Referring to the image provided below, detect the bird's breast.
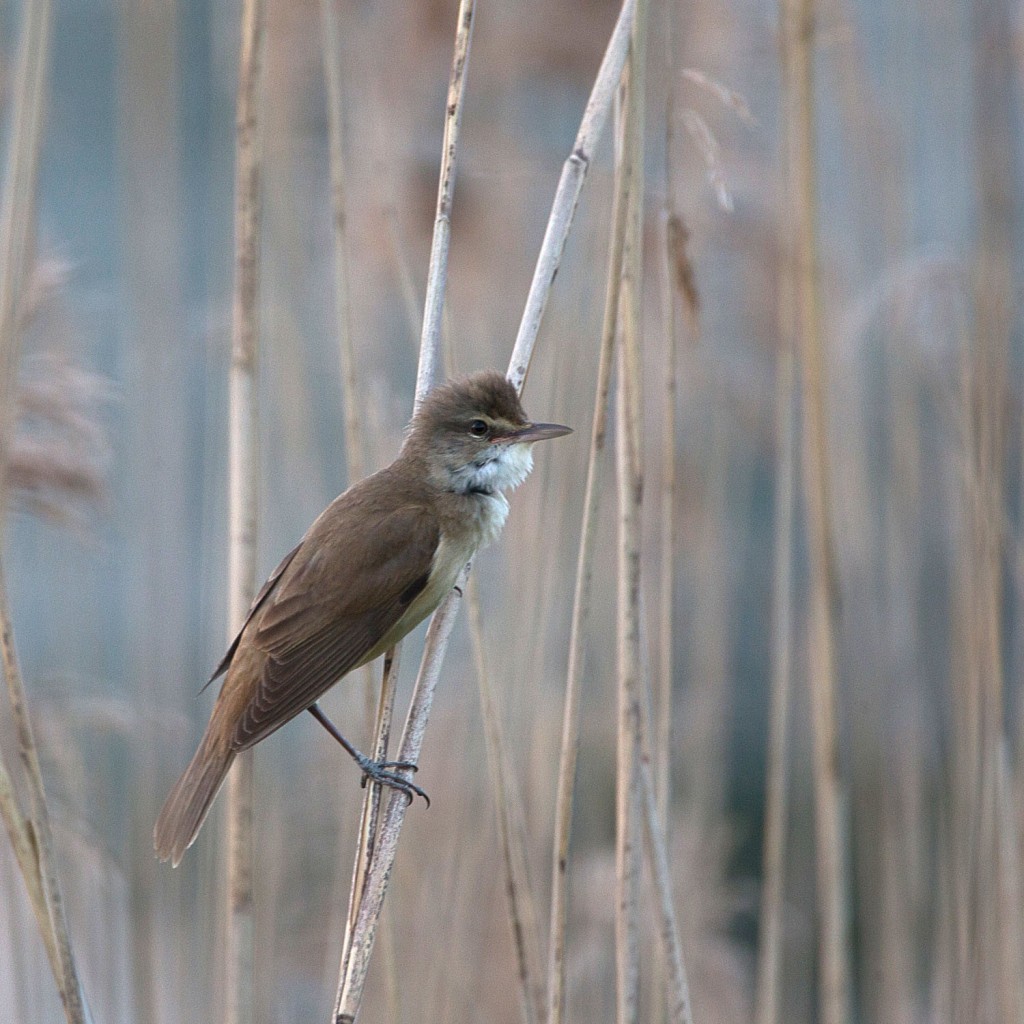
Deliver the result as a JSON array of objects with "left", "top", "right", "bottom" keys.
[{"left": 469, "top": 490, "right": 510, "bottom": 546}]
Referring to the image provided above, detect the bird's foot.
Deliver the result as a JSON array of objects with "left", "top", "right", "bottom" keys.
[
  {"left": 355, "top": 753, "right": 430, "bottom": 807},
  {"left": 307, "top": 704, "right": 430, "bottom": 806}
]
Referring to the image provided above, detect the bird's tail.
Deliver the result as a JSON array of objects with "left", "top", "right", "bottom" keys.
[{"left": 154, "top": 727, "right": 235, "bottom": 867}]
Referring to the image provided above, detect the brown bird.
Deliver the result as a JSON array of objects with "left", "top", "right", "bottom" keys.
[{"left": 154, "top": 371, "right": 571, "bottom": 865}]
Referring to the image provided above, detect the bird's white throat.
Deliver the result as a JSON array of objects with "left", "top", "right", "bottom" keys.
[
  {"left": 450, "top": 442, "right": 535, "bottom": 497},
  {"left": 448, "top": 442, "right": 535, "bottom": 546}
]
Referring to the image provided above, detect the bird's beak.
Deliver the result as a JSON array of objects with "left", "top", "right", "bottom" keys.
[{"left": 501, "top": 421, "right": 573, "bottom": 443}]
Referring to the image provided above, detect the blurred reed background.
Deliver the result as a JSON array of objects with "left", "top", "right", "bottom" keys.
[{"left": 0, "top": 0, "right": 1020, "bottom": 1021}]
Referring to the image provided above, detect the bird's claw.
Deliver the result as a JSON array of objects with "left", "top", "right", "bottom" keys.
[{"left": 357, "top": 755, "right": 430, "bottom": 807}]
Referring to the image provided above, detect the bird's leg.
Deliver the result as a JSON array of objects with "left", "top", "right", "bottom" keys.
[{"left": 307, "top": 703, "right": 429, "bottom": 806}]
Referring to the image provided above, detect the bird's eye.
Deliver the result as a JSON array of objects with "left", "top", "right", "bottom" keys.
[{"left": 468, "top": 419, "right": 489, "bottom": 437}]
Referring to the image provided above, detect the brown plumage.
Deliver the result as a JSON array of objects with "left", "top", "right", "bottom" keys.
[{"left": 154, "top": 371, "right": 570, "bottom": 865}]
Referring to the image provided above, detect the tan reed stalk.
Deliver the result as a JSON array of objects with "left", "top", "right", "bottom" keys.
[
  {"left": 0, "top": 0, "right": 50, "bottom": 471},
  {"left": 655, "top": 0, "right": 681, "bottom": 849},
  {"left": 332, "top": 5, "right": 638, "bottom": 1019},
  {"left": 754, "top": 334, "right": 797, "bottom": 1024},
  {"left": 0, "top": 2, "right": 89, "bottom": 1021},
  {"left": 318, "top": 7, "right": 389, "bottom": 953},
  {"left": 466, "top": 576, "right": 544, "bottom": 1024},
  {"left": 545, "top": 84, "right": 629, "bottom": 1024},
  {"left": 652, "top": 9, "right": 698, "bottom": 1013},
  {"left": 783, "top": 0, "right": 851, "bottom": 1020},
  {"left": 949, "top": 355, "right": 982, "bottom": 1023},
  {"left": 225, "top": 0, "right": 265, "bottom": 1020},
  {"left": 319, "top": 0, "right": 365, "bottom": 486},
  {"left": 338, "top": 647, "right": 402, "bottom": 984},
  {"left": 507, "top": 0, "right": 637, "bottom": 391},
  {"left": 0, "top": 739, "right": 59, "bottom": 979},
  {"left": 333, "top": 589, "right": 464, "bottom": 1023},
  {"left": 415, "top": 0, "right": 476, "bottom": 405},
  {"left": 332, "top": 4, "right": 476, "bottom": 1020},
  {"left": 966, "top": 4, "right": 1017, "bottom": 1017},
  {"left": 0, "top": 559, "right": 89, "bottom": 1024},
  {"left": 995, "top": 740, "right": 1023, "bottom": 1023},
  {"left": 755, "top": 21, "right": 799, "bottom": 1014},
  {"left": 633, "top": 699, "right": 695, "bottom": 1024},
  {"left": 636, "top": 761, "right": 695, "bottom": 1024},
  {"left": 614, "top": 241, "right": 643, "bottom": 1022},
  {"left": 613, "top": 106, "right": 640, "bottom": 1024},
  {"left": 614, "top": 0, "right": 648, "bottom": 1016}
]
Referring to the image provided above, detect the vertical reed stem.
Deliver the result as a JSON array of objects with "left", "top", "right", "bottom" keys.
[
  {"left": 754, "top": 339, "right": 797, "bottom": 1024},
  {"left": 467, "top": 578, "right": 543, "bottom": 1024},
  {"left": 415, "top": 0, "right": 476, "bottom": 407},
  {"left": 333, "top": 4, "right": 476, "bottom": 1019},
  {"left": 319, "top": 0, "right": 365, "bottom": 485},
  {"left": 225, "top": 0, "right": 265, "bottom": 1020},
  {"left": 546, "top": 106, "right": 626, "bottom": 1024},
  {"left": 339, "top": 646, "right": 402, "bottom": 984},
  {"left": 783, "top": 0, "right": 850, "bottom": 1020},
  {"left": 614, "top": 0, "right": 647, "bottom": 1016},
  {"left": 0, "top": 556, "right": 88, "bottom": 1024},
  {"left": 333, "top": 5, "right": 636, "bottom": 1017}
]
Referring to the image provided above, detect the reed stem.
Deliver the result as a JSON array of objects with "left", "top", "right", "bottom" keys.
[{"left": 225, "top": 0, "right": 266, "bottom": 1019}]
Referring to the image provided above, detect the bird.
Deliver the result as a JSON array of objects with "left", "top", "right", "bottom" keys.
[{"left": 154, "top": 370, "right": 571, "bottom": 865}]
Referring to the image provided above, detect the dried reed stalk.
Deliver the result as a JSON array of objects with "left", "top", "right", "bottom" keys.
[
  {"left": 755, "top": 22, "right": 799, "bottom": 1016},
  {"left": 333, "top": 3, "right": 638, "bottom": 1018},
  {"left": 959, "top": 4, "right": 1018, "bottom": 1019},
  {"left": 225, "top": 0, "right": 265, "bottom": 1020},
  {"left": 754, "top": 336, "right": 797, "bottom": 1024},
  {"left": 0, "top": 0, "right": 49, "bottom": 461},
  {"left": 0, "top": 735, "right": 59, "bottom": 980},
  {"left": 319, "top": 0, "right": 365, "bottom": 485},
  {"left": 467, "top": 577, "right": 544, "bottom": 1024},
  {"left": 339, "top": 646, "right": 402, "bottom": 983},
  {"left": 508, "top": 0, "right": 638, "bottom": 391},
  {"left": 783, "top": 0, "right": 850, "bottom": 1020},
  {"left": 333, "top": 590, "right": 464, "bottom": 1023},
  {"left": 333, "top": 4, "right": 477, "bottom": 1020},
  {"left": 655, "top": 0, "right": 682, "bottom": 855},
  {"left": 0, "top": 2, "right": 89, "bottom": 1021},
  {"left": 545, "top": 86, "right": 627, "bottom": 1024},
  {"left": 0, "top": 558, "right": 89, "bottom": 1024},
  {"left": 614, "top": 5, "right": 647, "bottom": 1011},
  {"left": 318, "top": 11, "right": 395, "bottom": 983},
  {"left": 635, "top": 727, "right": 695, "bottom": 1024},
  {"left": 614, "top": 322, "right": 643, "bottom": 1024},
  {"left": 416, "top": 0, "right": 476, "bottom": 406}
]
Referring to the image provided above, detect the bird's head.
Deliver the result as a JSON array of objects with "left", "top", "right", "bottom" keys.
[{"left": 405, "top": 371, "right": 572, "bottom": 496}]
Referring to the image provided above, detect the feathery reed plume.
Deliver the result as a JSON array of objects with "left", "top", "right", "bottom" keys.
[
  {"left": 9, "top": 352, "right": 111, "bottom": 525},
  {"left": 0, "top": 0, "right": 90, "bottom": 1021}
]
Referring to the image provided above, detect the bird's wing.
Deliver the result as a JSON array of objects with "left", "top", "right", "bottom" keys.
[
  {"left": 230, "top": 501, "right": 439, "bottom": 749},
  {"left": 206, "top": 541, "right": 303, "bottom": 685}
]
